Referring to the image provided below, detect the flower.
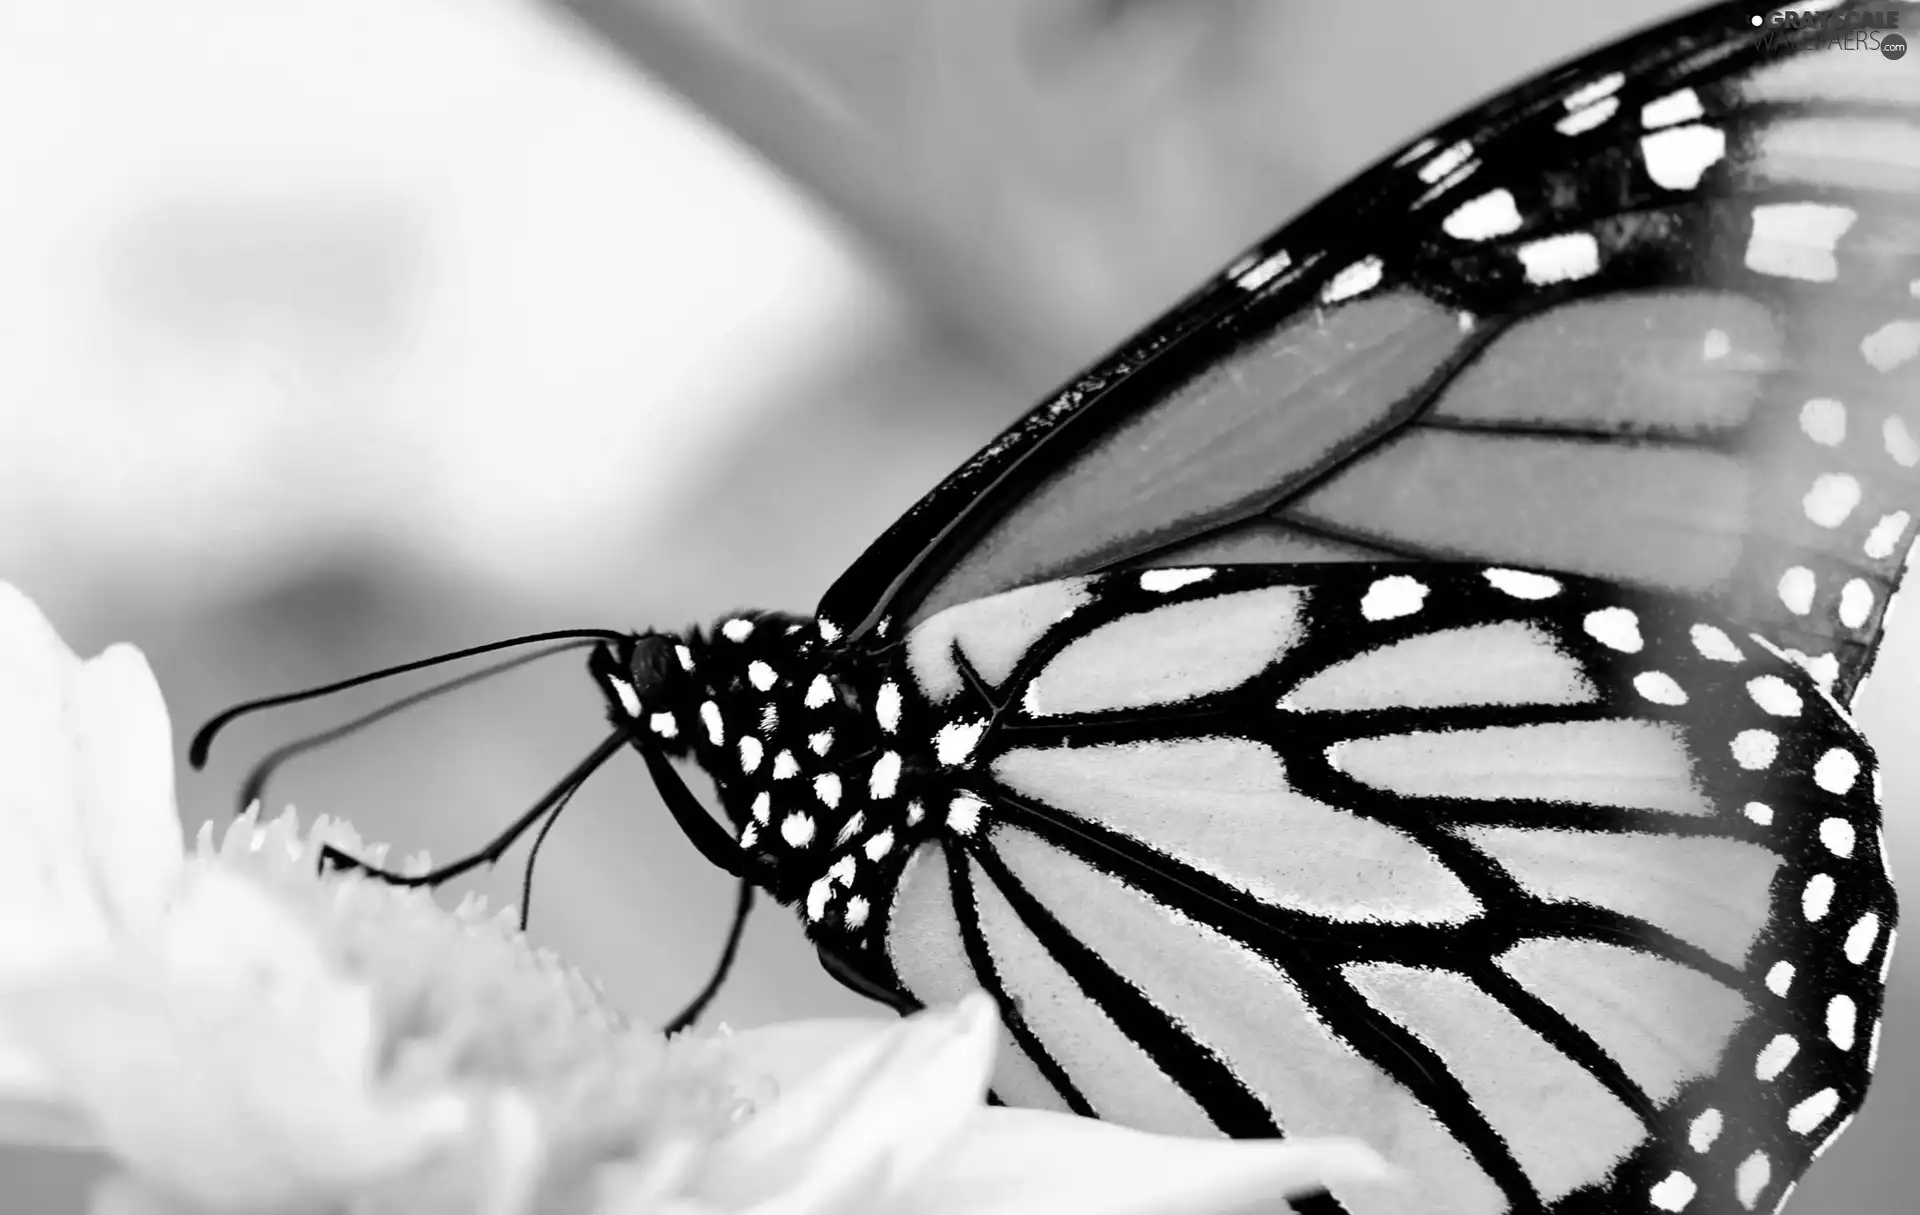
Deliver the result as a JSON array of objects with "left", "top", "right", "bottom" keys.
[{"left": 0, "top": 579, "right": 1393, "bottom": 1214}]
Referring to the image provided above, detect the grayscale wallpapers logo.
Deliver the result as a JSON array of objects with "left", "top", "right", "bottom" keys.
[{"left": 1753, "top": 9, "right": 1907, "bottom": 57}]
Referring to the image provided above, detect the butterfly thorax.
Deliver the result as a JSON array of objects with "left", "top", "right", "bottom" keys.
[{"left": 594, "top": 611, "right": 930, "bottom": 915}]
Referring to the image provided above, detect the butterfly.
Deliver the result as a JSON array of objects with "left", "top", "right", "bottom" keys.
[{"left": 198, "top": 3, "right": 1914, "bottom": 1213}]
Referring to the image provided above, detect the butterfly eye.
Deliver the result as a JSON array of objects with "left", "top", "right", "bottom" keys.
[{"left": 629, "top": 634, "right": 683, "bottom": 697}]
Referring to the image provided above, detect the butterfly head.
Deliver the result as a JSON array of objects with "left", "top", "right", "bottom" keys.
[{"left": 589, "top": 630, "right": 694, "bottom": 749}]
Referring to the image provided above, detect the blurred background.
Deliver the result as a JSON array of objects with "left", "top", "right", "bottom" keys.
[{"left": 3, "top": 0, "right": 1914, "bottom": 1210}]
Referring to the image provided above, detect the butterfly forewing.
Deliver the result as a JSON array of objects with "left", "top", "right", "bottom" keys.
[
  {"left": 849, "top": 564, "right": 1895, "bottom": 1215},
  {"left": 818, "top": 0, "right": 1920, "bottom": 704}
]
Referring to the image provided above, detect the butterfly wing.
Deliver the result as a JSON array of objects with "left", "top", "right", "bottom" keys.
[
  {"left": 817, "top": 1, "right": 1920, "bottom": 705},
  {"left": 809, "top": 564, "right": 1897, "bottom": 1215}
]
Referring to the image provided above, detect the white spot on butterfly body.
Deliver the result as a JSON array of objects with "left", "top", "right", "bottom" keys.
[
  {"left": 1865, "top": 512, "right": 1910, "bottom": 559},
  {"left": 612, "top": 683, "right": 642, "bottom": 718},
  {"left": 1732, "top": 730, "right": 1779, "bottom": 770},
  {"left": 809, "top": 730, "right": 834, "bottom": 756},
  {"left": 1747, "top": 676, "right": 1802, "bottom": 717},
  {"left": 818, "top": 619, "right": 842, "bottom": 642},
  {"left": 1139, "top": 568, "right": 1214, "bottom": 592},
  {"left": 1419, "top": 139, "right": 1473, "bottom": 184},
  {"left": 649, "top": 711, "right": 678, "bottom": 738},
  {"left": 1778, "top": 567, "right": 1816, "bottom": 616},
  {"left": 748, "top": 661, "right": 778, "bottom": 691},
  {"left": 805, "top": 674, "right": 833, "bottom": 709},
  {"left": 1642, "top": 124, "right": 1726, "bottom": 190},
  {"left": 738, "top": 736, "right": 763, "bottom": 773},
  {"left": 1800, "top": 398, "right": 1846, "bottom": 445},
  {"left": 1584, "top": 607, "right": 1643, "bottom": 652},
  {"left": 947, "top": 795, "right": 986, "bottom": 835},
  {"left": 1862, "top": 319, "right": 1920, "bottom": 372},
  {"left": 772, "top": 750, "right": 800, "bottom": 780},
  {"left": 1689, "top": 1108, "right": 1722, "bottom": 1152},
  {"left": 1803, "top": 473, "right": 1862, "bottom": 527},
  {"left": 814, "top": 773, "right": 842, "bottom": 808},
  {"left": 1361, "top": 575, "right": 1428, "bottom": 620},
  {"left": 1634, "top": 672, "right": 1688, "bottom": 705},
  {"left": 829, "top": 855, "right": 856, "bottom": 886},
  {"left": 1766, "top": 961, "right": 1795, "bottom": 996},
  {"left": 1756, "top": 1035, "right": 1799, "bottom": 1081},
  {"left": 1744, "top": 802, "right": 1774, "bottom": 825},
  {"left": 1884, "top": 417, "right": 1920, "bottom": 467},
  {"left": 783, "top": 813, "right": 816, "bottom": 847},
  {"left": 833, "top": 812, "right": 866, "bottom": 848},
  {"left": 1839, "top": 579, "right": 1875, "bottom": 629},
  {"left": 1845, "top": 912, "right": 1881, "bottom": 964},
  {"left": 843, "top": 895, "right": 870, "bottom": 929},
  {"left": 738, "top": 822, "right": 758, "bottom": 849},
  {"left": 876, "top": 682, "right": 902, "bottom": 733},
  {"left": 1803, "top": 873, "right": 1836, "bottom": 921},
  {"left": 750, "top": 792, "right": 770, "bottom": 824},
  {"left": 1323, "top": 256, "right": 1384, "bottom": 303},
  {"left": 1650, "top": 1172, "right": 1696, "bottom": 1211},
  {"left": 864, "top": 828, "right": 895, "bottom": 862},
  {"left": 936, "top": 719, "right": 988, "bottom": 767},
  {"left": 1789, "top": 1089, "right": 1841, "bottom": 1135},
  {"left": 700, "top": 701, "right": 725, "bottom": 746},
  {"left": 869, "top": 751, "right": 902, "bottom": 800},
  {"left": 1815, "top": 748, "right": 1860, "bottom": 794},
  {"left": 1518, "top": 232, "right": 1601, "bottom": 285},
  {"left": 675, "top": 644, "right": 694, "bottom": 671},
  {"left": 1736, "top": 1152, "right": 1772, "bottom": 1209},
  {"left": 1443, "top": 189, "right": 1524, "bottom": 240},
  {"left": 1745, "top": 202, "right": 1857, "bottom": 282},
  {"left": 1690, "top": 624, "right": 1743, "bottom": 663},
  {"left": 1483, "top": 568, "right": 1561, "bottom": 599},
  {"left": 1820, "top": 818, "right": 1856, "bottom": 858},
  {"left": 1828, "top": 995, "right": 1858, "bottom": 1050},
  {"left": 1643, "top": 87, "right": 1704, "bottom": 130},
  {"left": 721, "top": 618, "right": 755, "bottom": 642},
  {"left": 806, "top": 876, "right": 830, "bottom": 921}
]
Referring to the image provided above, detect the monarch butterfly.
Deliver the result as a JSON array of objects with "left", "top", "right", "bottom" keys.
[{"left": 195, "top": 3, "right": 1913, "bottom": 1213}]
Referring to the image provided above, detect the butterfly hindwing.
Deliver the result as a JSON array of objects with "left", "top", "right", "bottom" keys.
[
  {"left": 818, "top": 0, "right": 1920, "bottom": 704},
  {"left": 832, "top": 564, "right": 1896, "bottom": 1215}
]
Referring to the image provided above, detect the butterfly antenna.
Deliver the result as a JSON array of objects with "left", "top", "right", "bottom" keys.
[
  {"left": 189, "top": 628, "right": 631, "bottom": 769},
  {"left": 321, "top": 729, "right": 629, "bottom": 888},
  {"left": 235, "top": 641, "right": 592, "bottom": 816},
  {"left": 663, "top": 875, "right": 756, "bottom": 1035}
]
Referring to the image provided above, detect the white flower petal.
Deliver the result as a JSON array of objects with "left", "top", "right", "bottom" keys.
[
  {"left": 4, "top": 865, "right": 470, "bottom": 1208},
  {"left": 72, "top": 643, "right": 182, "bottom": 930},
  {"left": 905, "top": 1110, "right": 1394, "bottom": 1215}
]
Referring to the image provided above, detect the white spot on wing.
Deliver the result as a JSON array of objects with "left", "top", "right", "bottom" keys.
[
  {"left": 782, "top": 813, "right": 815, "bottom": 847},
  {"left": 1634, "top": 672, "right": 1688, "bottom": 705},
  {"left": 1745, "top": 202, "right": 1857, "bottom": 282},
  {"left": 1235, "top": 250, "right": 1291, "bottom": 290},
  {"left": 1840, "top": 579, "right": 1874, "bottom": 629},
  {"left": 1518, "top": 232, "right": 1600, "bottom": 285},
  {"left": 1789, "top": 1089, "right": 1840, "bottom": 1135},
  {"left": 1755, "top": 1035, "right": 1798, "bottom": 1081},
  {"left": 700, "top": 701, "right": 724, "bottom": 746},
  {"left": 1865, "top": 511, "right": 1910, "bottom": 559},
  {"left": 1584, "top": 607, "right": 1643, "bottom": 652},
  {"left": 1800, "top": 398, "right": 1846, "bottom": 446},
  {"left": 748, "top": 660, "right": 777, "bottom": 691},
  {"left": 1642, "top": 87, "right": 1704, "bottom": 130},
  {"left": 1803, "top": 873, "right": 1835, "bottom": 921},
  {"left": 738, "top": 736, "right": 763, "bottom": 772},
  {"left": 1845, "top": 913, "right": 1881, "bottom": 964},
  {"left": 1689, "top": 1108, "right": 1722, "bottom": 1152},
  {"left": 1745, "top": 802, "right": 1773, "bottom": 825},
  {"left": 1862, "top": 319, "right": 1920, "bottom": 372},
  {"left": 1815, "top": 748, "right": 1860, "bottom": 794},
  {"left": 1139, "top": 567, "right": 1214, "bottom": 592},
  {"left": 1565, "top": 71, "right": 1626, "bottom": 111},
  {"left": 1419, "top": 139, "right": 1473, "bottom": 184},
  {"left": 1483, "top": 568, "right": 1561, "bottom": 599},
  {"left": 1691, "top": 624, "right": 1743, "bottom": 663},
  {"left": 1732, "top": 730, "right": 1779, "bottom": 770},
  {"left": 1736, "top": 1151, "right": 1772, "bottom": 1209},
  {"left": 1884, "top": 417, "right": 1920, "bottom": 467},
  {"left": 721, "top": 618, "right": 754, "bottom": 642},
  {"left": 1361, "top": 575, "right": 1427, "bottom": 620},
  {"left": 947, "top": 795, "right": 985, "bottom": 835},
  {"left": 1444, "top": 188, "right": 1524, "bottom": 240},
  {"left": 1804, "top": 473, "right": 1862, "bottom": 528},
  {"left": 1642, "top": 124, "right": 1726, "bottom": 190},
  {"left": 1557, "top": 95, "right": 1618, "bottom": 136},
  {"left": 1650, "top": 1171, "right": 1696, "bottom": 1211},
  {"left": 1767, "top": 961, "right": 1795, "bottom": 995},
  {"left": 1828, "top": 995, "right": 1858, "bottom": 1050},
  {"left": 1323, "top": 256, "right": 1384, "bottom": 303},
  {"left": 1747, "top": 676, "right": 1802, "bottom": 716},
  {"left": 1778, "top": 567, "right": 1816, "bottom": 615},
  {"left": 1820, "top": 817, "right": 1856, "bottom": 858}
]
